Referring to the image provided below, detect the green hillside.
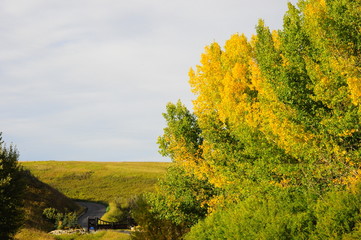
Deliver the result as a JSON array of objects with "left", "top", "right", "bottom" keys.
[
  {"left": 21, "top": 170, "right": 81, "bottom": 231},
  {"left": 21, "top": 161, "right": 171, "bottom": 206},
  {"left": 15, "top": 170, "right": 81, "bottom": 240}
]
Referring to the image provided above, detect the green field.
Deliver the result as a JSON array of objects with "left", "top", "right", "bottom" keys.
[{"left": 21, "top": 161, "right": 171, "bottom": 206}]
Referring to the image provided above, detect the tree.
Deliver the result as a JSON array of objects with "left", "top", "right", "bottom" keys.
[
  {"left": 144, "top": 0, "right": 361, "bottom": 239},
  {"left": 0, "top": 133, "right": 25, "bottom": 240},
  {"left": 131, "top": 166, "right": 215, "bottom": 240},
  {"left": 157, "top": 100, "right": 202, "bottom": 161},
  {"left": 131, "top": 102, "right": 217, "bottom": 239}
]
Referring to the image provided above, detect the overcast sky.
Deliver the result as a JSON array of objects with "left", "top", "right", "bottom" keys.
[{"left": 1, "top": 0, "right": 297, "bottom": 162}]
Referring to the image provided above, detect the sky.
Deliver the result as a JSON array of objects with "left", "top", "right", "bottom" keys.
[{"left": 0, "top": 0, "right": 298, "bottom": 162}]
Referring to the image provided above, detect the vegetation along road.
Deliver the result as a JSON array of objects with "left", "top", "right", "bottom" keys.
[{"left": 76, "top": 201, "right": 107, "bottom": 229}]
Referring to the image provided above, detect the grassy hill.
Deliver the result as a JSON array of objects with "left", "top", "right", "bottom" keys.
[
  {"left": 21, "top": 161, "right": 171, "bottom": 206},
  {"left": 15, "top": 170, "right": 81, "bottom": 240},
  {"left": 21, "top": 170, "right": 81, "bottom": 231}
]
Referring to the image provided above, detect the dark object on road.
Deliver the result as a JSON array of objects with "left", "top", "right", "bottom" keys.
[{"left": 87, "top": 217, "right": 128, "bottom": 231}]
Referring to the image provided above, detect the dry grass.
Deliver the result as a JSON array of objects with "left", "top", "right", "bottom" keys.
[
  {"left": 54, "top": 230, "right": 130, "bottom": 240},
  {"left": 15, "top": 228, "right": 56, "bottom": 240}
]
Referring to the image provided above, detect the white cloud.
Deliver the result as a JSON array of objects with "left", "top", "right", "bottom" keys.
[{"left": 0, "top": 0, "right": 298, "bottom": 161}]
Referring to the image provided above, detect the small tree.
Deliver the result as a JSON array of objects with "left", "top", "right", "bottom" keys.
[
  {"left": 0, "top": 133, "right": 25, "bottom": 240},
  {"left": 43, "top": 208, "right": 78, "bottom": 229}
]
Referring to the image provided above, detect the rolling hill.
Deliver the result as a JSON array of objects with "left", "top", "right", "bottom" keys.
[{"left": 21, "top": 161, "right": 171, "bottom": 206}]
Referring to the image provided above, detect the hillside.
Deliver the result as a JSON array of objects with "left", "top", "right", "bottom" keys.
[
  {"left": 14, "top": 170, "right": 81, "bottom": 240},
  {"left": 21, "top": 170, "right": 81, "bottom": 231},
  {"left": 21, "top": 161, "right": 171, "bottom": 206}
]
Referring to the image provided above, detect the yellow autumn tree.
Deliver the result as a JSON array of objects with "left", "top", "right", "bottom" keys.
[{"left": 148, "top": 1, "right": 361, "bottom": 239}]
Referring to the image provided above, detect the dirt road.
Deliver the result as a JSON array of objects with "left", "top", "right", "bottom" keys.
[{"left": 76, "top": 201, "right": 107, "bottom": 229}]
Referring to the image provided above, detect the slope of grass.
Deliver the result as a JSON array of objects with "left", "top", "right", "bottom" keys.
[
  {"left": 15, "top": 170, "right": 81, "bottom": 240},
  {"left": 21, "top": 161, "right": 170, "bottom": 207},
  {"left": 22, "top": 170, "right": 81, "bottom": 231}
]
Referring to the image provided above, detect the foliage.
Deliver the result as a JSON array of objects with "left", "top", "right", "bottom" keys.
[
  {"left": 186, "top": 184, "right": 361, "bottom": 239},
  {"left": 148, "top": 165, "right": 214, "bottom": 226},
  {"left": 130, "top": 102, "right": 217, "bottom": 239},
  {"left": 130, "top": 164, "right": 216, "bottom": 239},
  {"left": 130, "top": 194, "right": 187, "bottom": 240},
  {"left": 313, "top": 183, "right": 361, "bottom": 239},
  {"left": 138, "top": 0, "right": 361, "bottom": 239},
  {"left": 158, "top": 100, "right": 203, "bottom": 160},
  {"left": 0, "top": 133, "right": 25, "bottom": 240},
  {"left": 185, "top": 189, "right": 316, "bottom": 240},
  {"left": 43, "top": 208, "right": 78, "bottom": 230}
]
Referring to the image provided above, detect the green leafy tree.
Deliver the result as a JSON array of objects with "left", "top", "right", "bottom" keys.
[
  {"left": 0, "top": 133, "right": 25, "bottom": 240},
  {"left": 148, "top": 0, "right": 361, "bottom": 239},
  {"left": 130, "top": 174, "right": 212, "bottom": 240},
  {"left": 130, "top": 194, "right": 187, "bottom": 240},
  {"left": 157, "top": 100, "right": 203, "bottom": 160},
  {"left": 131, "top": 102, "right": 216, "bottom": 239},
  {"left": 145, "top": 165, "right": 215, "bottom": 227}
]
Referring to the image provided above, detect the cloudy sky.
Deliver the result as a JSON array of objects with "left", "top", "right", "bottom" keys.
[{"left": 1, "top": 0, "right": 297, "bottom": 162}]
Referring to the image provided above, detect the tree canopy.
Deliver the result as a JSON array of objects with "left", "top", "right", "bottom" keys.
[{"left": 132, "top": 0, "right": 361, "bottom": 239}]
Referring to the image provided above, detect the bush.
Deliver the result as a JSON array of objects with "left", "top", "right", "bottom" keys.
[
  {"left": 185, "top": 184, "right": 361, "bottom": 240},
  {"left": 43, "top": 208, "right": 78, "bottom": 230},
  {"left": 185, "top": 188, "right": 316, "bottom": 240},
  {"left": 313, "top": 185, "right": 361, "bottom": 239},
  {"left": 130, "top": 195, "right": 187, "bottom": 240}
]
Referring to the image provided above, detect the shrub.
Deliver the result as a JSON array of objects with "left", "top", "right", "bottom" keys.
[
  {"left": 43, "top": 208, "right": 78, "bottom": 230},
  {"left": 130, "top": 195, "right": 187, "bottom": 240},
  {"left": 313, "top": 185, "right": 361, "bottom": 239},
  {"left": 185, "top": 188, "right": 316, "bottom": 240}
]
